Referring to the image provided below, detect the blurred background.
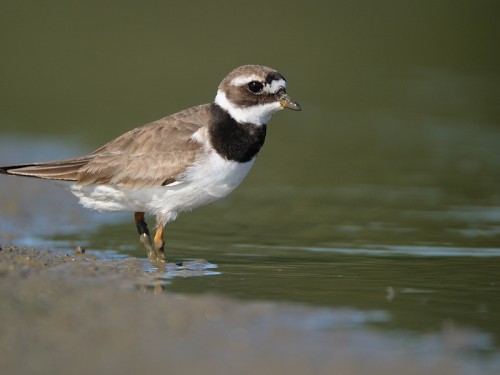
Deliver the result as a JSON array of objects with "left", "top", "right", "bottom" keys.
[
  {"left": 1, "top": 0, "right": 499, "bottom": 247},
  {"left": 1, "top": 0, "right": 500, "bottom": 357}
]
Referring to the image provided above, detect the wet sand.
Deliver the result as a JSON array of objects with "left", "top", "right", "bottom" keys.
[{"left": 0, "top": 244, "right": 497, "bottom": 375}]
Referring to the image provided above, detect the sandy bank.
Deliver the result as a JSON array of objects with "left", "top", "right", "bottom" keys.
[{"left": 0, "top": 245, "right": 497, "bottom": 375}]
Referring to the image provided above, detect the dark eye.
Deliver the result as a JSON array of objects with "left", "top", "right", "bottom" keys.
[{"left": 248, "top": 81, "right": 263, "bottom": 93}]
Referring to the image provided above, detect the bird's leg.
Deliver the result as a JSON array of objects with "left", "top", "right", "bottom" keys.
[
  {"left": 153, "top": 219, "right": 167, "bottom": 262},
  {"left": 134, "top": 212, "right": 156, "bottom": 261}
]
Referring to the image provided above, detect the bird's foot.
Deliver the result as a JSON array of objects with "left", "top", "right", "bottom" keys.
[
  {"left": 153, "top": 232, "right": 167, "bottom": 262},
  {"left": 135, "top": 211, "right": 167, "bottom": 262},
  {"left": 138, "top": 234, "right": 167, "bottom": 262},
  {"left": 139, "top": 233, "right": 158, "bottom": 261}
]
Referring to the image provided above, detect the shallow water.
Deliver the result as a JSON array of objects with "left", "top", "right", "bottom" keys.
[
  {"left": 1, "top": 1, "right": 500, "bottom": 371},
  {"left": 1, "top": 129, "right": 499, "bottom": 354}
]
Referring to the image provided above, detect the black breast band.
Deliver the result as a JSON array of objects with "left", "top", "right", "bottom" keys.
[{"left": 208, "top": 104, "right": 267, "bottom": 163}]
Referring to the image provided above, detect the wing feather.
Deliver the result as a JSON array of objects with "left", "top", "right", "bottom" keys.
[
  {"left": 0, "top": 158, "right": 90, "bottom": 181},
  {"left": 0, "top": 105, "right": 210, "bottom": 189}
]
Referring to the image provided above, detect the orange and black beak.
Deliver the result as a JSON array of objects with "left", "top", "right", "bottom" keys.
[{"left": 277, "top": 91, "right": 301, "bottom": 111}]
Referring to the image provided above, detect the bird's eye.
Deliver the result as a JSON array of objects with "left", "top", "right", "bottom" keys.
[{"left": 248, "top": 81, "right": 264, "bottom": 93}]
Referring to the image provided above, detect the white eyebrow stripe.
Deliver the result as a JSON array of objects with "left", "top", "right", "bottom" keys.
[
  {"left": 230, "top": 75, "right": 261, "bottom": 86},
  {"left": 263, "top": 78, "right": 287, "bottom": 94}
]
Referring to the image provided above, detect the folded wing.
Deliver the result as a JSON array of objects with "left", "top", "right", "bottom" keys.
[{"left": 0, "top": 105, "right": 209, "bottom": 189}]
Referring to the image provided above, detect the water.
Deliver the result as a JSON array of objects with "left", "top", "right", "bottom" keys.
[
  {"left": 1, "top": 132, "right": 499, "bottom": 351},
  {"left": 1, "top": 0, "right": 500, "bottom": 370}
]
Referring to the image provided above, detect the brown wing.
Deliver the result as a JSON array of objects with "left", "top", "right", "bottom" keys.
[{"left": 1, "top": 105, "right": 211, "bottom": 189}]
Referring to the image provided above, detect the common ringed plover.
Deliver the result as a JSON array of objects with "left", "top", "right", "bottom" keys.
[{"left": 0, "top": 65, "right": 301, "bottom": 261}]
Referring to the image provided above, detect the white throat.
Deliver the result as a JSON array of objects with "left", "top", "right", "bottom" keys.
[{"left": 214, "top": 90, "right": 282, "bottom": 125}]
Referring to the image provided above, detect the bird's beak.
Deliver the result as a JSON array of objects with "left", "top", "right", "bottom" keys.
[{"left": 277, "top": 92, "right": 301, "bottom": 111}]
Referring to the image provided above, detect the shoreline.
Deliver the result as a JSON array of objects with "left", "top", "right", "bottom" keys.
[{"left": 0, "top": 244, "right": 498, "bottom": 375}]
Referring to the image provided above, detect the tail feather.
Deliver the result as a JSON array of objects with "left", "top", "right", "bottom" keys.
[{"left": 0, "top": 158, "right": 90, "bottom": 181}]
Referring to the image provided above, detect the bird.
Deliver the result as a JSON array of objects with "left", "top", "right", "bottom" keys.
[{"left": 0, "top": 65, "right": 301, "bottom": 262}]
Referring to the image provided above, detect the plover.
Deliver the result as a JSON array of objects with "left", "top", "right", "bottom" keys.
[{"left": 0, "top": 65, "right": 301, "bottom": 261}]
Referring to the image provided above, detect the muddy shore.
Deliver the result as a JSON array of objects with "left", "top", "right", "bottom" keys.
[{"left": 0, "top": 244, "right": 497, "bottom": 375}]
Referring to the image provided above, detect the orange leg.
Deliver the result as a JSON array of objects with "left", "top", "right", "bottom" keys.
[{"left": 153, "top": 224, "right": 167, "bottom": 262}]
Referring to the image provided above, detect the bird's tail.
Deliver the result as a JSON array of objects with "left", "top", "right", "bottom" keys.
[{"left": 0, "top": 158, "right": 90, "bottom": 181}]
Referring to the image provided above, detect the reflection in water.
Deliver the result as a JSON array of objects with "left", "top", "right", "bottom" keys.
[
  {"left": 143, "top": 258, "right": 220, "bottom": 280},
  {"left": 138, "top": 258, "right": 220, "bottom": 295}
]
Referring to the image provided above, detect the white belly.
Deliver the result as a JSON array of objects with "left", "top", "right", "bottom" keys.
[{"left": 69, "top": 152, "right": 256, "bottom": 222}]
